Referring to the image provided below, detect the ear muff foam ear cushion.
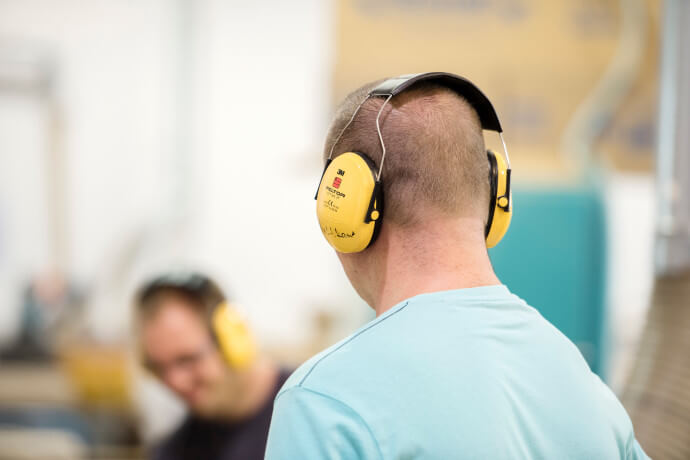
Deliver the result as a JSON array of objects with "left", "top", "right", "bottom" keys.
[
  {"left": 211, "top": 302, "right": 257, "bottom": 369},
  {"left": 316, "top": 152, "right": 382, "bottom": 253},
  {"left": 486, "top": 151, "right": 499, "bottom": 239},
  {"left": 485, "top": 150, "right": 512, "bottom": 248}
]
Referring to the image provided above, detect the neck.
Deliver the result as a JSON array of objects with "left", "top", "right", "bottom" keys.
[
  {"left": 370, "top": 217, "right": 500, "bottom": 316},
  {"left": 219, "top": 358, "right": 278, "bottom": 421}
]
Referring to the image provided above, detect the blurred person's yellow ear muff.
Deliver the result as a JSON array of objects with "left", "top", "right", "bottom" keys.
[
  {"left": 486, "top": 150, "right": 512, "bottom": 248},
  {"left": 211, "top": 302, "right": 257, "bottom": 370},
  {"left": 315, "top": 72, "right": 512, "bottom": 252},
  {"left": 315, "top": 152, "right": 383, "bottom": 253}
]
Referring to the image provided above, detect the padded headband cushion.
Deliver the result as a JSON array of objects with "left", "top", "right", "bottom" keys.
[{"left": 369, "top": 72, "right": 502, "bottom": 133}]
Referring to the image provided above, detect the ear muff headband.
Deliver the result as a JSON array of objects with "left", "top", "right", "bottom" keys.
[
  {"left": 316, "top": 72, "right": 512, "bottom": 252},
  {"left": 138, "top": 273, "right": 257, "bottom": 370},
  {"left": 368, "top": 72, "right": 502, "bottom": 131}
]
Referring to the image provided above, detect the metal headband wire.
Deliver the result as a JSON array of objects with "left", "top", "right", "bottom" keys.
[
  {"left": 326, "top": 93, "right": 393, "bottom": 181},
  {"left": 327, "top": 95, "right": 369, "bottom": 161},
  {"left": 499, "top": 132, "right": 511, "bottom": 169},
  {"left": 375, "top": 94, "right": 393, "bottom": 179}
]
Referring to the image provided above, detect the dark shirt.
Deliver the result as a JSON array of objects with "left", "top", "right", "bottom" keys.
[{"left": 152, "top": 369, "right": 291, "bottom": 460}]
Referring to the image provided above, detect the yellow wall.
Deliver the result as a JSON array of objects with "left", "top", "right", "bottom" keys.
[{"left": 333, "top": 0, "right": 658, "bottom": 177}]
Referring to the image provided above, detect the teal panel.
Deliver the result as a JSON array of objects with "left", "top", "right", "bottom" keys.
[{"left": 489, "top": 185, "right": 607, "bottom": 376}]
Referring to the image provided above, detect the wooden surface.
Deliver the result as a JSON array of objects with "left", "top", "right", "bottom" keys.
[{"left": 0, "top": 363, "right": 77, "bottom": 407}]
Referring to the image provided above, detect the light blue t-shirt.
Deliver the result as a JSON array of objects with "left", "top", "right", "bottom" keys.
[{"left": 265, "top": 285, "right": 649, "bottom": 459}]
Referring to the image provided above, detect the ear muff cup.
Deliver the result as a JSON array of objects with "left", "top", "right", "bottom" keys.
[
  {"left": 211, "top": 302, "right": 257, "bottom": 370},
  {"left": 316, "top": 152, "right": 383, "bottom": 253},
  {"left": 485, "top": 150, "right": 512, "bottom": 248}
]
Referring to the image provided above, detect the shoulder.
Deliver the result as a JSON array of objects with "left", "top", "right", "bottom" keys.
[
  {"left": 150, "top": 417, "right": 193, "bottom": 460},
  {"left": 276, "top": 340, "right": 351, "bottom": 399},
  {"left": 277, "top": 300, "right": 413, "bottom": 399},
  {"left": 267, "top": 383, "right": 383, "bottom": 459}
]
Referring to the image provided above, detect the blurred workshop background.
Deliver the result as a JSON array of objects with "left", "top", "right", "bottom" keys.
[{"left": 0, "top": 0, "right": 688, "bottom": 459}]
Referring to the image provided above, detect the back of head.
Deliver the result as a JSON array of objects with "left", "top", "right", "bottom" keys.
[{"left": 324, "top": 81, "right": 491, "bottom": 229}]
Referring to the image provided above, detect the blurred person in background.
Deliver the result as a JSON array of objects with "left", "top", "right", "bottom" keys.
[
  {"left": 0, "top": 271, "right": 84, "bottom": 362},
  {"left": 265, "top": 73, "right": 649, "bottom": 459},
  {"left": 135, "top": 272, "right": 290, "bottom": 460}
]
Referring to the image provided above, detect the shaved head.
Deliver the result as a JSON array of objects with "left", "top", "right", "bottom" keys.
[{"left": 324, "top": 81, "right": 490, "bottom": 228}]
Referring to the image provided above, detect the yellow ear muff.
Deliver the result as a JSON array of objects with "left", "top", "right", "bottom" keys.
[
  {"left": 485, "top": 150, "right": 512, "bottom": 248},
  {"left": 316, "top": 152, "right": 383, "bottom": 253},
  {"left": 211, "top": 302, "right": 257, "bottom": 369}
]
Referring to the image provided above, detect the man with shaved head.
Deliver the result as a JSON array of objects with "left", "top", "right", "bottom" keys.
[{"left": 265, "top": 74, "right": 648, "bottom": 459}]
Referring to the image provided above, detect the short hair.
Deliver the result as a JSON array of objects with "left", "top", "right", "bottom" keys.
[
  {"left": 323, "top": 80, "right": 490, "bottom": 227},
  {"left": 135, "top": 273, "right": 226, "bottom": 323}
]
